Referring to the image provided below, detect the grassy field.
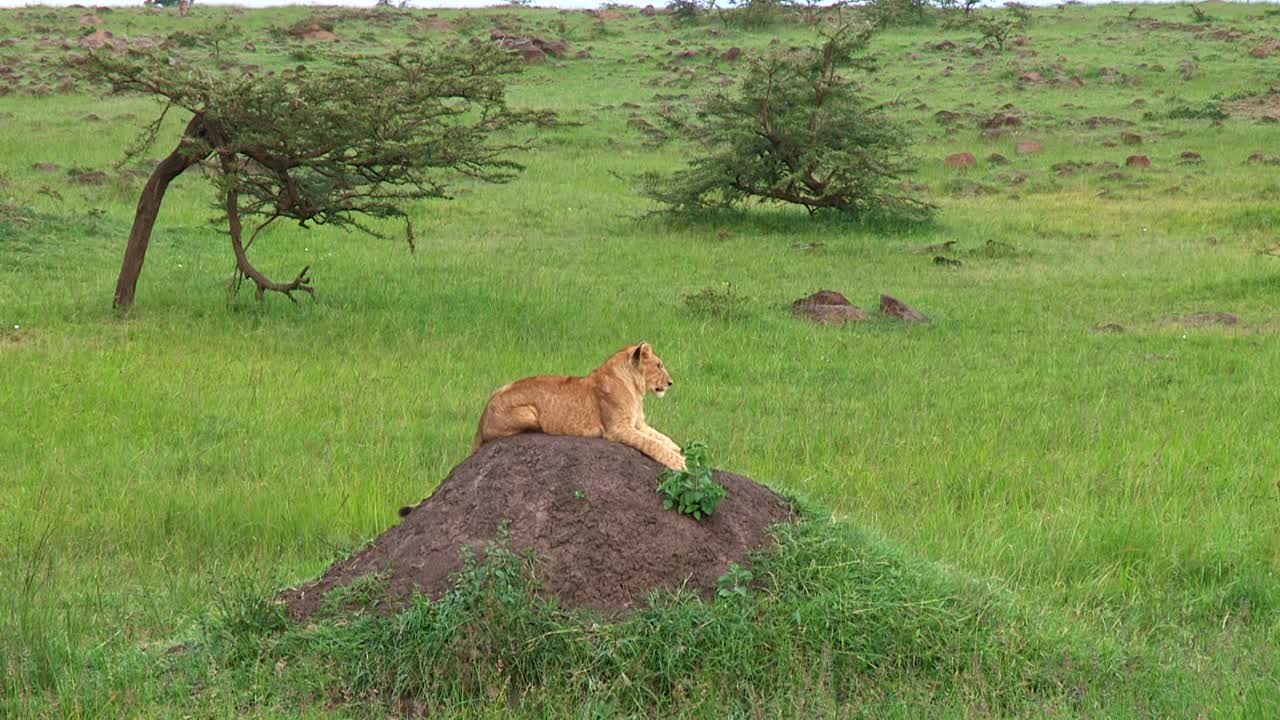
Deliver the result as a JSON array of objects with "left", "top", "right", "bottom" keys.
[{"left": 3, "top": 1, "right": 1280, "bottom": 716}]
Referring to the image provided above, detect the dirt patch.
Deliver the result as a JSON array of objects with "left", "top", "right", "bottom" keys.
[
  {"left": 1165, "top": 311, "right": 1239, "bottom": 328},
  {"left": 281, "top": 435, "right": 792, "bottom": 619},
  {"left": 1222, "top": 91, "right": 1280, "bottom": 121}
]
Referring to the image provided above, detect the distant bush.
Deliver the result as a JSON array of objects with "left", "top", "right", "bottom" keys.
[
  {"left": 866, "top": 0, "right": 933, "bottom": 28},
  {"left": 638, "top": 20, "right": 930, "bottom": 220},
  {"left": 667, "top": 0, "right": 703, "bottom": 23}
]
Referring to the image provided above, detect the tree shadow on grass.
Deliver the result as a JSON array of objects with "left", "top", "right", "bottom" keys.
[{"left": 635, "top": 205, "right": 937, "bottom": 240}]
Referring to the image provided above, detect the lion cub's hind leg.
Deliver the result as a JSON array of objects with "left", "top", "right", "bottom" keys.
[{"left": 475, "top": 403, "right": 539, "bottom": 450}]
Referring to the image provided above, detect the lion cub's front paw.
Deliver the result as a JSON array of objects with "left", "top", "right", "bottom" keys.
[{"left": 667, "top": 454, "right": 687, "bottom": 471}]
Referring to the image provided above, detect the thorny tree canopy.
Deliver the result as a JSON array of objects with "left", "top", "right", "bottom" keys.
[{"left": 83, "top": 44, "right": 544, "bottom": 307}]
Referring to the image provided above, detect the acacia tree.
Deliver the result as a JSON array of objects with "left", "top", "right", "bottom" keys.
[
  {"left": 638, "top": 20, "right": 929, "bottom": 219},
  {"left": 86, "top": 46, "right": 538, "bottom": 309}
]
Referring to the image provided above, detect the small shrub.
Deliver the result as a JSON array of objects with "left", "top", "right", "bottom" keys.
[
  {"left": 683, "top": 283, "right": 747, "bottom": 319},
  {"left": 658, "top": 441, "right": 727, "bottom": 520},
  {"left": 975, "top": 16, "right": 1018, "bottom": 51},
  {"left": 716, "top": 563, "right": 753, "bottom": 600}
]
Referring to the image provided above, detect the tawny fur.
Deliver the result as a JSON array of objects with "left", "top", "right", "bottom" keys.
[{"left": 473, "top": 343, "right": 686, "bottom": 469}]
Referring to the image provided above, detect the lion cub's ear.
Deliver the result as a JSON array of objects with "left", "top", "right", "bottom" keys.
[{"left": 631, "top": 341, "right": 649, "bottom": 364}]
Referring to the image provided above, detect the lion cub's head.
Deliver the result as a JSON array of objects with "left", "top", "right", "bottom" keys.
[{"left": 629, "top": 342, "right": 673, "bottom": 397}]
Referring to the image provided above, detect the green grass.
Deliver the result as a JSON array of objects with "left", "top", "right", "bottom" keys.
[{"left": 3, "top": 2, "right": 1280, "bottom": 716}]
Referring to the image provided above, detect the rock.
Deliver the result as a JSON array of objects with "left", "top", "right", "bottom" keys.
[
  {"left": 69, "top": 170, "right": 109, "bottom": 185},
  {"left": 1250, "top": 43, "right": 1279, "bottom": 59},
  {"left": 791, "top": 290, "right": 868, "bottom": 326},
  {"left": 720, "top": 47, "right": 741, "bottom": 62},
  {"left": 1019, "top": 71, "right": 1044, "bottom": 83},
  {"left": 933, "top": 256, "right": 963, "bottom": 267},
  {"left": 78, "top": 29, "right": 116, "bottom": 50},
  {"left": 32, "top": 162, "right": 60, "bottom": 172},
  {"left": 1015, "top": 141, "right": 1044, "bottom": 155},
  {"left": 880, "top": 294, "right": 929, "bottom": 323},
  {"left": 981, "top": 112, "right": 1022, "bottom": 129},
  {"left": 1121, "top": 132, "right": 1142, "bottom": 145},
  {"left": 988, "top": 153, "right": 1010, "bottom": 165},
  {"left": 932, "top": 40, "right": 957, "bottom": 51},
  {"left": 538, "top": 39, "right": 569, "bottom": 58},
  {"left": 243, "top": 41, "right": 256, "bottom": 52},
  {"left": 300, "top": 28, "right": 337, "bottom": 42},
  {"left": 78, "top": 14, "right": 103, "bottom": 26},
  {"left": 944, "top": 152, "right": 976, "bottom": 168},
  {"left": 1092, "top": 323, "right": 1125, "bottom": 333},
  {"left": 1125, "top": 155, "right": 1151, "bottom": 168},
  {"left": 1180, "top": 151, "right": 1202, "bottom": 163}
]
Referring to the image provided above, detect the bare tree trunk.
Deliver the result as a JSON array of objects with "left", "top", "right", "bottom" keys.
[{"left": 113, "top": 116, "right": 208, "bottom": 309}]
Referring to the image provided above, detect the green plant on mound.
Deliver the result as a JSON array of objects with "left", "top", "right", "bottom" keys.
[
  {"left": 657, "top": 441, "right": 727, "bottom": 520},
  {"left": 186, "top": 499, "right": 1171, "bottom": 716}
]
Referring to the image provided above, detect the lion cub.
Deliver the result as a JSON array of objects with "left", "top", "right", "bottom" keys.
[{"left": 473, "top": 342, "right": 686, "bottom": 469}]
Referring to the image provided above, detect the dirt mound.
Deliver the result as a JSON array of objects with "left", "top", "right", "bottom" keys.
[{"left": 282, "top": 435, "right": 792, "bottom": 618}]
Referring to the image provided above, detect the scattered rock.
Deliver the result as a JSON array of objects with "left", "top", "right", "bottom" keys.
[
  {"left": 988, "top": 153, "right": 1010, "bottom": 165},
  {"left": 1018, "top": 71, "right": 1044, "bottom": 83},
  {"left": 68, "top": 170, "right": 109, "bottom": 185},
  {"left": 1247, "top": 151, "right": 1280, "bottom": 165},
  {"left": 78, "top": 29, "right": 117, "bottom": 50},
  {"left": 1180, "top": 151, "right": 1202, "bottom": 163},
  {"left": 492, "top": 31, "right": 569, "bottom": 63},
  {"left": 1015, "top": 141, "right": 1044, "bottom": 155},
  {"left": 243, "top": 41, "right": 256, "bottom": 52},
  {"left": 1125, "top": 155, "right": 1151, "bottom": 168},
  {"left": 980, "top": 112, "right": 1022, "bottom": 130},
  {"left": 944, "top": 152, "right": 976, "bottom": 168},
  {"left": 78, "top": 14, "right": 103, "bottom": 26},
  {"left": 933, "top": 256, "right": 963, "bottom": 267},
  {"left": 32, "top": 162, "right": 60, "bottom": 173},
  {"left": 720, "top": 47, "right": 741, "bottom": 62},
  {"left": 880, "top": 294, "right": 929, "bottom": 323},
  {"left": 296, "top": 24, "right": 338, "bottom": 42},
  {"left": 281, "top": 435, "right": 793, "bottom": 616},
  {"left": 934, "top": 109, "right": 963, "bottom": 124},
  {"left": 791, "top": 290, "right": 868, "bottom": 326},
  {"left": 1092, "top": 323, "right": 1125, "bottom": 333},
  {"left": 1249, "top": 39, "right": 1280, "bottom": 59},
  {"left": 1084, "top": 116, "right": 1132, "bottom": 128},
  {"left": 1121, "top": 132, "right": 1142, "bottom": 145}
]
